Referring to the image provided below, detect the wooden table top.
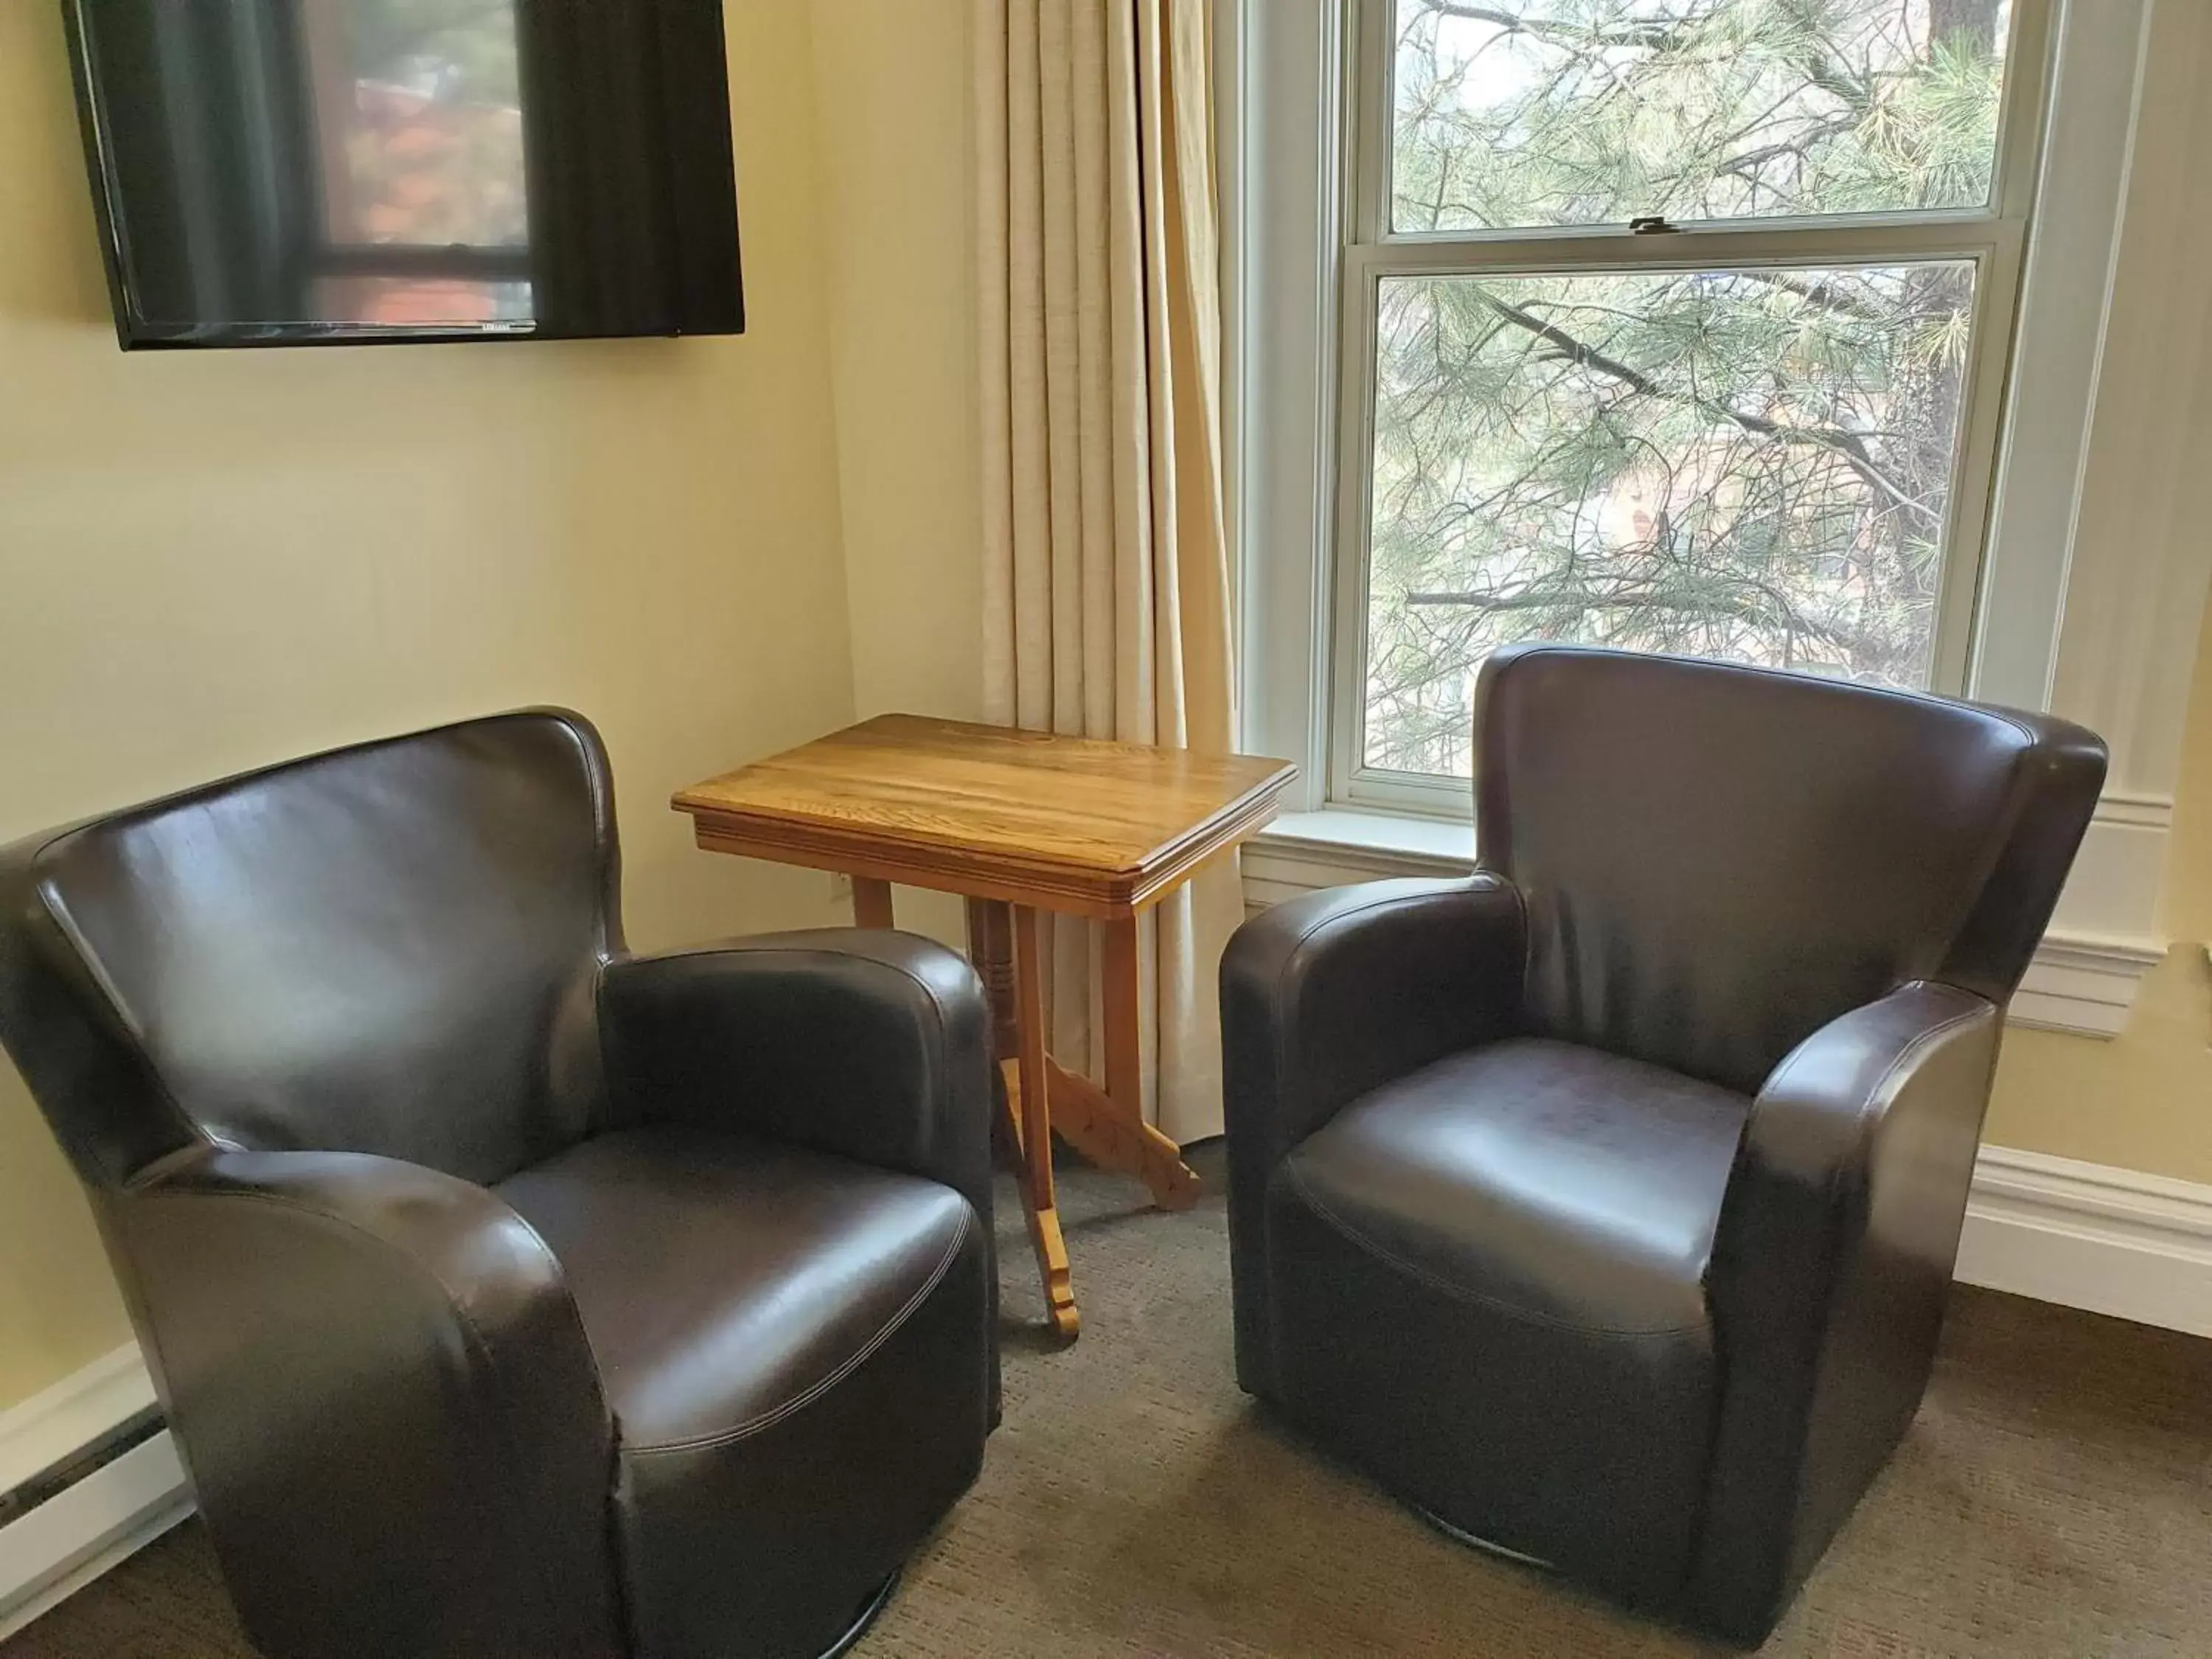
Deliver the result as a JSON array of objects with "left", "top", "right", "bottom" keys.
[{"left": 675, "top": 714, "right": 1298, "bottom": 916}]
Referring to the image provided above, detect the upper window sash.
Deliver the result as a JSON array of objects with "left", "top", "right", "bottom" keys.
[{"left": 1343, "top": 0, "right": 2053, "bottom": 251}]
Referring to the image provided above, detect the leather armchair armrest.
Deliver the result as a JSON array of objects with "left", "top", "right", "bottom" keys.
[
  {"left": 597, "top": 930, "right": 995, "bottom": 1230},
  {"left": 1218, "top": 876, "right": 1526, "bottom": 1394},
  {"left": 1693, "top": 981, "right": 2002, "bottom": 1642},
  {"left": 115, "top": 1149, "right": 622, "bottom": 1659}
]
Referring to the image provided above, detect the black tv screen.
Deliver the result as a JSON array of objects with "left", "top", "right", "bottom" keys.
[{"left": 64, "top": 0, "right": 744, "bottom": 349}]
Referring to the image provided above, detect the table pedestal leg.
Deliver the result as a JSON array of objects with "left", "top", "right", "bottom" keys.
[
  {"left": 964, "top": 900, "right": 1204, "bottom": 1343},
  {"left": 964, "top": 899, "right": 1020, "bottom": 1065},
  {"left": 1007, "top": 905, "right": 1078, "bottom": 1339},
  {"left": 1066, "top": 916, "right": 1203, "bottom": 1211},
  {"left": 850, "top": 877, "right": 895, "bottom": 931}
]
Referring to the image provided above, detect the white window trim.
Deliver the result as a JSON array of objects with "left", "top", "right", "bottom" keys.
[
  {"left": 1329, "top": 0, "right": 2048, "bottom": 813},
  {"left": 1228, "top": 0, "right": 2211, "bottom": 1040}
]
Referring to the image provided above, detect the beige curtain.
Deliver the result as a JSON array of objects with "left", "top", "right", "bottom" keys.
[{"left": 973, "top": 0, "right": 1240, "bottom": 1144}]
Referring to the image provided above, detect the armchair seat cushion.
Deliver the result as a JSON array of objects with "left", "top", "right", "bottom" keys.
[
  {"left": 1264, "top": 1038, "right": 1750, "bottom": 1605},
  {"left": 497, "top": 1123, "right": 975, "bottom": 1444},
  {"left": 497, "top": 1123, "right": 990, "bottom": 1659},
  {"left": 1281, "top": 1038, "right": 1749, "bottom": 1335}
]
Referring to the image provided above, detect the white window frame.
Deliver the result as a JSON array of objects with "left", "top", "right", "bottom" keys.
[
  {"left": 1228, "top": 0, "right": 2212, "bottom": 1039},
  {"left": 1329, "top": 0, "right": 2050, "bottom": 815}
]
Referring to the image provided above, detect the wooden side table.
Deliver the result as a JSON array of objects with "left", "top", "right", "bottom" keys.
[{"left": 674, "top": 714, "right": 1296, "bottom": 1340}]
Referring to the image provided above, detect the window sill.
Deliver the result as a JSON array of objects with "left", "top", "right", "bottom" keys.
[
  {"left": 1242, "top": 807, "right": 2165, "bottom": 1042},
  {"left": 1253, "top": 807, "right": 1472, "bottom": 869}
]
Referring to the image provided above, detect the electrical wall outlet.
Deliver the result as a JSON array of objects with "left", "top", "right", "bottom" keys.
[{"left": 827, "top": 872, "right": 853, "bottom": 905}]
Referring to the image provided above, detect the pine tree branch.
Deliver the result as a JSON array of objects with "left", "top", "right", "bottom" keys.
[
  {"left": 1404, "top": 585, "right": 1863, "bottom": 650},
  {"left": 1410, "top": 1, "right": 1707, "bottom": 53},
  {"left": 1472, "top": 291, "right": 1936, "bottom": 524},
  {"left": 1730, "top": 269, "right": 1890, "bottom": 321}
]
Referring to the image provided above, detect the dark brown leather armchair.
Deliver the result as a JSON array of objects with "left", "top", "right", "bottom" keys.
[
  {"left": 1222, "top": 646, "right": 2105, "bottom": 1643},
  {"left": 0, "top": 712, "right": 998, "bottom": 1659}
]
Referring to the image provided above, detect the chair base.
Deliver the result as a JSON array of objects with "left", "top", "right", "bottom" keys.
[
  {"left": 1413, "top": 1504, "right": 1555, "bottom": 1572},
  {"left": 1416, "top": 1503, "right": 1771, "bottom": 1646},
  {"left": 815, "top": 1568, "right": 901, "bottom": 1659}
]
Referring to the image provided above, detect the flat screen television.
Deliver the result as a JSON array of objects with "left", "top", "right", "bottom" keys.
[{"left": 63, "top": 0, "right": 744, "bottom": 349}]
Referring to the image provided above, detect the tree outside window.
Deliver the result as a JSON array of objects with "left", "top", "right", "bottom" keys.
[{"left": 1358, "top": 0, "right": 2015, "bottom": 779}]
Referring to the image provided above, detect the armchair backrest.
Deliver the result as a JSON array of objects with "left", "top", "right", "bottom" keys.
[
  {"left": 1472, "top": 647, "right": 2106, "bottom": 1096},
  {"left": 0, "top": 712, "right": 625, "bottom": 1190}
]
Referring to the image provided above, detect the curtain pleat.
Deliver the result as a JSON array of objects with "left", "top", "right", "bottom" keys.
[{"left": 975, "top": 0, "right": 1239, "bottom": 1141}]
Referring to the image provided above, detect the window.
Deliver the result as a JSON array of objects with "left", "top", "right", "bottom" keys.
[
  {"left": 1332, "top": 0, "right": 2050, "bottom": 805},
  {"left": 1233, "top": 0, "right": 2188, "bottom": 1037}
]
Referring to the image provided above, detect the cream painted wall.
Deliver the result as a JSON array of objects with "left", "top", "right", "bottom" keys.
[
  {"left": 808, "top": 0, "right": 984, "bottom": 948},
  {"left": 1986, "top": 602, "right": 2212, "bottom": 1182},
  {"left": 810, "top": 0, "right": 984, "bottom": 723},
  {"left": 1978, "top": 0, "right": 2212, "bottom": 1185},
  {"left": 0, "top": 1, "right": 857, "bottom": 1411}
]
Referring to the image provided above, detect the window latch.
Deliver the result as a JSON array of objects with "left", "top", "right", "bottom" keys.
[{"left": 1629, "top": 215, "right": 1678, "bottom": 235}]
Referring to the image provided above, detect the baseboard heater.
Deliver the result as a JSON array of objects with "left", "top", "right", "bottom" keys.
[{"left": 0, "top": 1401, "right": 192, "bottom": 1641}]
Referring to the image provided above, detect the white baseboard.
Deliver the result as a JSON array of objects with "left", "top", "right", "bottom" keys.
[
  {"left": 0, "top": 1434, "right": 190, "bottom": 1642},
  {"left": 1956, "top": 1145, "right": 2212, "bottom": 1338},
  {"left": 0, "top": 1344, "right": 191, "bottom": 1641},
  {"left": 0, "top": 1345, "right": 157, "bottom": 1499}
]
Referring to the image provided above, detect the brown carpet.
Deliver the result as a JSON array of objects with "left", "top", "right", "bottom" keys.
[{"left": 9, "top": 1145, "right": 2210, "bottom": 1658}]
